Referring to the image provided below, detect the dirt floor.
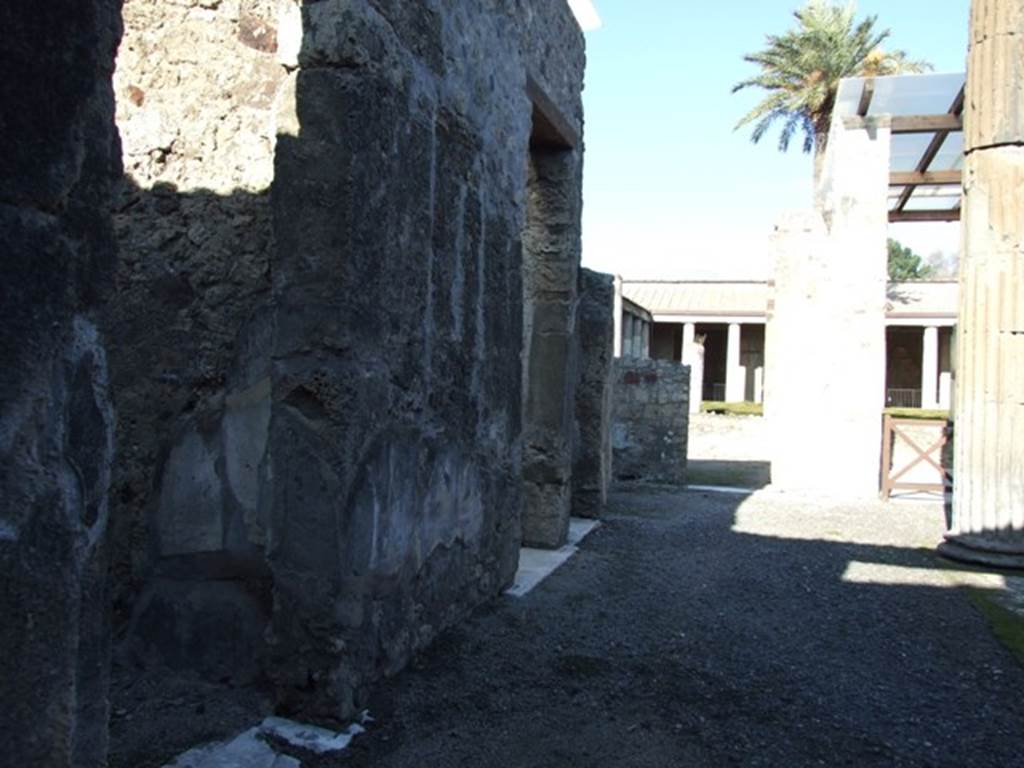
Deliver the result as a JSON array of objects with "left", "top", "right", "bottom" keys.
[{"left": 113, "top": 486, "right": 1024, "bottom": 767}]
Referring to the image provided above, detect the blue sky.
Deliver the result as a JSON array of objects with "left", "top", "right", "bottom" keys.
[{"left": 580, "top": 0, "right": 971, "bottom": 279}]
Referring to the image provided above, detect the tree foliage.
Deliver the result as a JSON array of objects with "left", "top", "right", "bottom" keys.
[
  {"left": 733, "top": 1, "right": 930, "bottom": 179},
  {"left": 888, "top": 238, "right": 934, "bottom": 281}
]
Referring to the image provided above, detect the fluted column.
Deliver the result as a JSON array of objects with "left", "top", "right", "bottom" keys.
[{"left": 941, "top": 0, "right": 1024, "bottom": 567}]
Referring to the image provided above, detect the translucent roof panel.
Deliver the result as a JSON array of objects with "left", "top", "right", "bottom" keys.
[
  {"left": 835, "top": 72, "right": 966, "bottom": 118},
  {"left": 890, "top": 133, "right": 934, "bottom": 172},
  {"left": 904, "top": 199, "right": 960, "bottom": 212},
  {"left": 835, "top": 72, "right": 966, "bottom": 222},
  {"left": 933, "top": 132, "right": 964, "bottom": 172}
]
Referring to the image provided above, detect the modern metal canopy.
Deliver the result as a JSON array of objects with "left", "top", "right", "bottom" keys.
[{"left": 834, "top": 73, "right": 966, "bottom": 224}]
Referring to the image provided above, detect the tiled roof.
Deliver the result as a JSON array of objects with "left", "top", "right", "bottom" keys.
[
  {"left": 622, "top": 280, "right": 958, "bottom": 320},
  {"left": 623, "top": 281, "right": 769, "bottom": 317}
]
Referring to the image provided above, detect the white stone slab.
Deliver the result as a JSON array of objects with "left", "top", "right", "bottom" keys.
[
  {"left": 163, "top": 727, "right": 299, "bottom": 768},
  {"left": 163, "top": 715, "right": 367, "bottom": 767},
  {"left": 260, "top": 717, "right": 365, "bottom": 754},
  {"left": 507, "top": 518, "right": 600, "bottom": 598},
  {"left": 686, "top": 484, "right": 755, "bottom": 496}
]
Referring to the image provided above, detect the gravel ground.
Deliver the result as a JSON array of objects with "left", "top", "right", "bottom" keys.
[
  {"left": 112, "top": 486, "right": 1024, "bottom": 767},
  {"left": 320, "top": 488, "right": 1024, "bottom": 768}
]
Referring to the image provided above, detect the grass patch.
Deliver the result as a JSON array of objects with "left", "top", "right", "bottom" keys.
[
  {"left": 701, "top": 401, "right": 763, "bottom": 417},
  {"left": 965, "top": 588, "right": 1024, "bottom": 668},
  {"left": 884, "top": 407, "right": 950, "bottom": 420}
]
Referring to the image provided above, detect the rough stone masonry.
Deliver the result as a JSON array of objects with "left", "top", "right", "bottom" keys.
[
  {"left": 0, "top": 1, "right": 123, "bottom": 765},
  {"left": 1, "top": 2, "right": 598, "bottom": 763},
  {"left": 0, "top": 0, "right": 602, "bottom": 763},
  {"left": 612, "top": 359, "right": 690, "bottom": 485}
]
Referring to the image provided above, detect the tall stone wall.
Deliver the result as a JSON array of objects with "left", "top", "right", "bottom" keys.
[
  {"left": 612, "top": 359, "right": 690, "bottom": 484},
  {"left": 572, "top": 269, "right": 615, "bottom": 517},
  {"left": 0, "top": 1, "right": 123, "bottom": 765},
  {"left": 108, "top": 0, "right": 289, "bottom": 682},
  {"left": 268, "top": 0, "right": 586, "bottom": 720},
  {"left": 9, "top": 0, "right": 587, "bottom": 743}
]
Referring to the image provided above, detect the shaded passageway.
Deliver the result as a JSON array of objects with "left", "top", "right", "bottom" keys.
[{"left": 320, "top": 488, "right": 1023, "bottom": 768}]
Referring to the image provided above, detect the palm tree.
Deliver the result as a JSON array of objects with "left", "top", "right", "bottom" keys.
[{"left": 733, "top": 1, "right": 930, "bottom": 186}]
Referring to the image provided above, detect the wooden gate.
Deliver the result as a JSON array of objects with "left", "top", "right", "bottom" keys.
[{"left": 881, "top": 415, "right": 951, "bottom": 500}]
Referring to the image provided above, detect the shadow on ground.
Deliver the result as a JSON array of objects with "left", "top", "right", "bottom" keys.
[
  {"left": 686, "top": 459, "right": 771, "bottom": 489},
  {"left": 115, "top": 486, "right": 1024, "bottom": 767},
  {"left": 299, "top": 486, "right": 1024, "bottom": 768}
]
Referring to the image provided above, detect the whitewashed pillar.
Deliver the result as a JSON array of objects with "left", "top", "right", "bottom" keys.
[
  {"left": 921, "top": 326, "right": 939, "bottom": 408},
  {"left": 725, "top": 322, "right": 744, "bottom": 402},
  {"left": 680, "top": 322, "right": 695, "bottom": 365}
]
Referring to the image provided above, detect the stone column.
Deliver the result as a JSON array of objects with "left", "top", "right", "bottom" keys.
[
  {"left": 725, "top": 322, "right": 744, "bottom": 402},
  {"left": 642, "top": 321, "right": 651, "bottom": 359},
  {"left": 688, "top": 341, "right": 705, "bottom": 415},
  {"left": 921, "top": 326, "right": 940, "bottom": 408},
  {"left": 622, "top": 314, "right": 634, "bottom": 357},
  {"left": 680, "top": 322, "right": 696, "bottom": 365},
  {"left": 941, "top": 0, "right": 1024, "bottom": 568}
]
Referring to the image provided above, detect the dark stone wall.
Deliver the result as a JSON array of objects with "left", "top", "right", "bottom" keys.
[
  {"left": 267, "top": 0, "right": 586, "bottom": 720},
  {"left": 572, "top": 269, "right": 615, "bottom": 517},
  {"left": 0, "top": 1, "right": 123, "bottom": 765},
  {"left": 106, "top": 0, "right": 286, "bottom": 684},
  {"left": 612, "top": 359, "right": 690, "bottom": 485}
]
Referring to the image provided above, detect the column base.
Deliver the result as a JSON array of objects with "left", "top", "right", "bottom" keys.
[{"left": 938, "top": 533, "right": 1024, "bottom": 570}]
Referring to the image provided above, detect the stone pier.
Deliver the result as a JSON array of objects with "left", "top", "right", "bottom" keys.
[
  {"left": 940, "top": 0, "right": 1024, "bottom": 568},
  {"left": 571, "top": 269, "right": 615, "bottom": 518},
  {"left": 766, "top": 114, "right": 890, "bottom": 497}
]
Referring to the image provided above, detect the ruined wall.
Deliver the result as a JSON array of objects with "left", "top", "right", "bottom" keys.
[
  {"left": 268, "top": 0, "right": 586, "bottom": 720},
  {"left": 0, "top": 1, "right": 122, "bottom": 764},
  {"left": 612, "top": 360, "right": 690, "bottom": 484},
  {"left": 572, "top": 269, "right": 615, "bottom": 517},
  {"left": 108, "top": 0, "right": 289, "bottom": 681}
]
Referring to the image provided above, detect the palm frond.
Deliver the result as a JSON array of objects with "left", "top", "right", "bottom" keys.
[{"left": 732, "top": 0, "right": 932, "bottom": 159}]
